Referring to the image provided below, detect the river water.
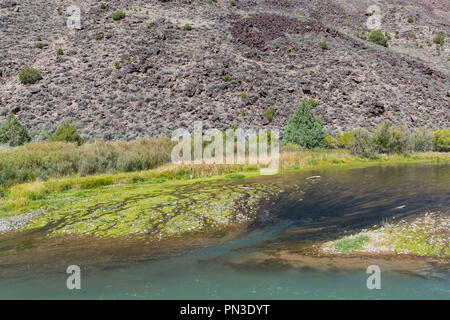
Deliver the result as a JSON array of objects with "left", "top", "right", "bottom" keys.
[{"left": 0, "top": 163, "right": 449, "bottom": 299}]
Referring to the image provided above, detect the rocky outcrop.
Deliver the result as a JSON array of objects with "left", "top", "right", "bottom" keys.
[{"left": 0, "top": 0, "right": 448, "bottom": 141}]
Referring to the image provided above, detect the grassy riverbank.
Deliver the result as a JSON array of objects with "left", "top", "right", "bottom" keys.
[
  {"left": 323, "top": 211, "right": 449, "bottom": 258},
  {"left": 1, "top": 149, "right": 448, "bottom": 217},
  {"left": 0, "top": 149, "right": 448, "bottom": 240}
]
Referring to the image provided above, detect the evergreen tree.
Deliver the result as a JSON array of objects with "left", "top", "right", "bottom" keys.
[
  {"left": 0, "top": 112, "right": 32, "bottom": 146},
  {"left": 368, "top": 30, "right": 389, "bottom": 47},
  {"left": 49, "top": 119, "right": 83, "bottom": 145},
  {"left": 282, "top": 100, "right": 327, "bottom": 148}
]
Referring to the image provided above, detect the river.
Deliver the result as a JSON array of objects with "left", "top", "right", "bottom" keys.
[{"left": 0, "top": 163, "right": 448, "bottom": 299}]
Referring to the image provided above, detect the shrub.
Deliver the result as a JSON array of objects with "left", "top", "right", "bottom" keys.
[
  {"left": 433, "top": 31, "right": 445, "bottom": 46},
  {"left": 282, "top": 100, "right": 327, "bottom": 148},
  {"left": 306, "top": 98, "right": 317, "bottom": 107},
  {"left": 336, "top": 131, "right": 354, "bottom": 148},
  {"left": 223, "top": 74, "right": 232, "bottom": 82},
  {"left": 432, "top": 129, "right": 450, "bottom": 152},
  {"left": 321, "top": 40, "right": 328, "bottom": 50},
  {"left": 56, "top": 48, "right": 63, "bottom": 55},
  {"left": 323, "top": 135, "right": 338, "bottom": 149},
  {"left": 114, "top": 61, "right": 120, "bottom": 69},
  {"left": 112, "top": 10, "right": 125, "bottom": 21},
  {"left": 0, "top": 112, "right": 32, "bottom": 147},
  {"left": 18, "top": 67, "right": 41, "bottom": 84},
  {"left": 35, "top": 42, "right": 43, "bottom": 49},
  {"left": 49, "top": 120, "right": 84, "bottom": 146},
  {"left": 264, "top": 106, "right": 276, "bottom": 122},
  {"left": 183, "top": 23, "right": 192, "bottom": 30},
  {"left": 407, "top": 17, "right": 414, "bottom": 23},
  {"left": 409, "top": 129, "right": 433, "bottom": 152},
  {"left": 0, "top": 138, "right": 176, "bottom": 187},
  {"left": 348, "top": 129, "right": 378, "bottom": 158},
  {"left": 95, "top": 34, "right": 103, "bottom": 40},
  {"left": 100, "top": 3, "right": 107, "bottom": 9},
  {"left": 372, "top": 122, "right": 409, "bottom": 154},
  {"left": 368, "top": 29, "right": 389, "bottom": 47}
]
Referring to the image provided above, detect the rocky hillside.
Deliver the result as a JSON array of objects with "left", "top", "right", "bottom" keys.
[{"left": 0, "top": 0, "right": 449, "bottom": 140}]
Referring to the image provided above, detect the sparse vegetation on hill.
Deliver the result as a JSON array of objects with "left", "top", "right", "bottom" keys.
[
  {"left": 0, "top": 0, "right": 448, "bottom": 140},
  {"left": 433, "top": 31, "right": 445, "bottom": 46},
  {"left": 264, "top": 106, "right": 276, "bottom": 122},
  {"left": 112, "top": 10, "right": 125, "bottom": 21},
  {"left": 18, "top": 67, "right": 41, "bottom": 84}
]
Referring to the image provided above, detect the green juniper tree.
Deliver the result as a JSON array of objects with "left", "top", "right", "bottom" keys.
[
  {"left": 0, "top": 112, "right": 32, "bottom": 146},
  {"left": 49, "top": 119, "right": 84, "bottom": 145},
  {"left": 282, "top": 100, "right": 326, "bottom": 148},
  {"left": 368, "top": 29, "right": 389, "bottom": 47}
]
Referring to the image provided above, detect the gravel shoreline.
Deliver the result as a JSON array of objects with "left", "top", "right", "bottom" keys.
[
  {"left": 0, "top": 211, "right": 42, "bottom": 233},
  {"left": 322, "top": 211, "right": 449, "bottom": 258}
]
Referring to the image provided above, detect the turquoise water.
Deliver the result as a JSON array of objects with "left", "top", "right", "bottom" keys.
[{"left": 0, "top": 164, "right": 449, "bottom": 299}]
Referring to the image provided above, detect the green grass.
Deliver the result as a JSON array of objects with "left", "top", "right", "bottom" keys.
[
  {"left": 225, "top": 173, "right": 245, "bottom": 179},
  {"left": 381, "top": 212, "right": 449, "bottom": 258},
  {"left": 332, "top": 235, "right": 370, "bottom": 253}
]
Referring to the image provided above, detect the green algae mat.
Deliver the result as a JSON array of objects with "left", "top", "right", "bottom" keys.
[{"left": 20, "top": 177, "right": 285, "bottom": 239}]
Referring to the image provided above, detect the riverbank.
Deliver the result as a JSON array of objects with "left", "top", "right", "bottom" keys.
[
  {"left": 322, "top": 211, "right": 449, "bottom": 259},
  {"left": 2, "top": 149, "right": 448, "bottom": 218},
  {"left": 0, "top": 151, "right": 447, "bottom": 245}
]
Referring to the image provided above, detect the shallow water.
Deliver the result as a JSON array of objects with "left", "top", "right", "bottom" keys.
[{"left": 0, "top": 163, "right": 449, "bottom": 299}]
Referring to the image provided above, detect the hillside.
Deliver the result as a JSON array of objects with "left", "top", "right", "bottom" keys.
[{"left": 0, "top": 0, "right": 449, "bottom": 141}]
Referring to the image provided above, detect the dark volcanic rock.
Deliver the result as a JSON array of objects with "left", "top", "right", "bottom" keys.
[{"left": 0, "top": 0, "right": 448, "bottom": 141}]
